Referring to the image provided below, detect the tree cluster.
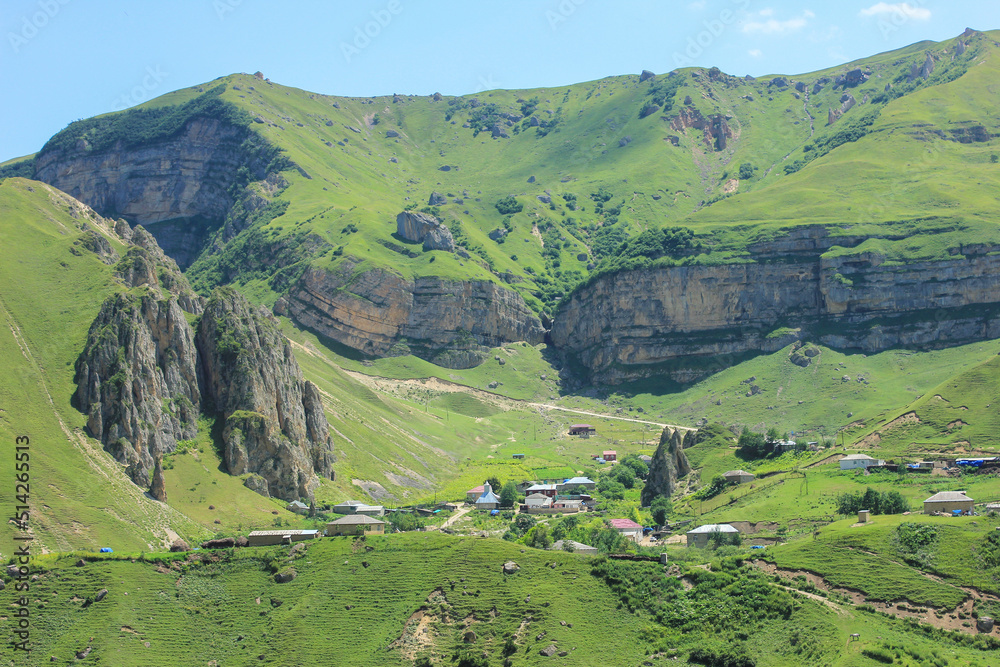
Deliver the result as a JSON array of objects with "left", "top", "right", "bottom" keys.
[{"left": 835, "top": 487, "right": 909, "bottom": 515}]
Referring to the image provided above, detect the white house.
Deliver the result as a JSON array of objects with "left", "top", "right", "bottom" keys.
[
  {"left": 609, "top": 518, "right": 643, "bottom": 543},
  {"left": 686, "top": 524, "right": 739, "bottom": 548},
  {"left": 721, "top": 470, "right": 755, "bottom": 484},
  {"left": 524, "top": 493, "right": 552, "bottom": 510},
  {"left": 840, "top": 454, "right": 885, "bottom": 470}
]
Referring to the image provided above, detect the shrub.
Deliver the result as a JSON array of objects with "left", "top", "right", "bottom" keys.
[{"left": 495, "top": 196, "right": 522, "bottom": 215}]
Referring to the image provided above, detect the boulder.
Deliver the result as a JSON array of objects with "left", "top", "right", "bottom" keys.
[
  {"left": 489, "top": 228, "right": 509, "bottom": 242},
  {"left": 244, "top": 473, "right": 270, "bottom": 497},
  {"left": 95, "top": 589, "right": 108, "bottom": 602},
  {"left": 386, "top": 130, "right": 399, "bottom": 138},
  {"left": 149, "top": 455, "right": 167, "bottom": 502},
  {"left": 540, "top": 644, "right": 558, "bottom": 657},
  {"left": 639, "top": 69, "right": 655, "bottom": 82},
  {"left": 428, "top": 191, "right": 447, "bottom": 206},
  {"left": 502, "top": 561, "right": 520, "bottom": 574},
  {"left": 537, "top": 193, "right": 551, "bottom": 204},
  {"left": 396, "top": 211, "right": 455, "bottom": 252},
  {"left": 769, "top": 77, "right": 788, "bottom": 88},
  {"left": 274, "top": 568, "right": 297, "bottom": 583},
  {"left": 977, "top": 616, "right": 994, "bottom": 633},
  {"left": 169, "top": 539, "right": 190, "bottom": 552}
]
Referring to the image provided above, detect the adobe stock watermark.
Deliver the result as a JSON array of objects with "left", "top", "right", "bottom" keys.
[
  {"left": 213, "top": 0, "right": 243, "bottom": 21},
  {"left": 859, "top": 1, "right": 930, "bottom": 40},
  {"left": 340, "top": 1, "right": 403, "bottom": 64},
  {"left": 111, "top": 66, "right": 169, "bottom": 112},
  {"left": 672, "top": 0, "right": 752, "bottom": 68},
  {"left": 7, "top": 0, "right": 72, "bottom": 54},
  {"left": 546, "top": 0, "right": 587, "bottom": 31}
]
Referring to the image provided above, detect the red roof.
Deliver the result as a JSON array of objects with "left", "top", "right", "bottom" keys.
[
  {"left": 603, "top": 450, "right": 617, "bottom": 456},
  {"left": 570, "top": 424, "right": 594, "bottom": 429},
  {"left": 466, "top": 485, "right": 484, "bottom": 494},
  {"left": 609, "top": 518, "right": 642, "bottom": 530}
]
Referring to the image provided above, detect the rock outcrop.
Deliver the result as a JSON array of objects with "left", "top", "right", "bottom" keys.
[
  {"left": 149, "top": 455, "right": 167, "bottom": 501},
  {"left": 284, "top": 261, "right": 545, "bottom": 368},
  {"left": 553, "top": 227, "right": 1000, "bottom": 384},
  {"left": 669, "top": 107, "right": 732, "bottom": 151},
  {"left": 197, "top": 288, "right": 336, "bottom": 500},
  {"left": 640, "top": 427, "right": 693, "bottom": 505},
  {"left": 74, "top": 292, "right": 202, "bottom": 486},
  {"left": 75, "top": 274, "right": 335, "bottom": 498},
  {"left": 396, "top": 211, "right": 455, "bottom": 251}
]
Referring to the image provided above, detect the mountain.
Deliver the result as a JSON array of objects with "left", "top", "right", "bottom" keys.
[{"left": 8, "top": 30, "right": 1000, "bottom": 384}]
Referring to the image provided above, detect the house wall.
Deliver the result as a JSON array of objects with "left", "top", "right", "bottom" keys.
[
  {"left": 840, "top": 459, "right": 879, "bottom": 470},
  {"left": 923, "top": 500, "right": 974, "bottom": 515},
  {"left": 526, "top": 506, "right": 579, "bottom": 515}
]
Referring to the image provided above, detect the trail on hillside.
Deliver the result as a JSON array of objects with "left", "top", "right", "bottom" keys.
[{"left": 335, "top": 364, "right": 693, "bottom": 431}]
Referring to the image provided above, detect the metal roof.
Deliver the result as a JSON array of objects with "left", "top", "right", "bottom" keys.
[
  {"left": 924, "top": 491, "right": 973, "bottom": 503},
  {"left": 686, "top": 524, "right": 739, "bottom": 534},
  {"left": 327, "top": 515, "right": 386, "bottom": 525},
  {"left": 609, "top": 518, "right": 642, "bottom": 530},
  {"left": 722, "top": 470, "right": 754, "bottom": 477},
  {"left": 248, "top": 529, "right": 319, "bottom": 536},
  {"left": 841, "top": 454, "right": 879, "bottom": 461},
  {"left": 562, "top": 477, "right": 595, "bottom": 485}
]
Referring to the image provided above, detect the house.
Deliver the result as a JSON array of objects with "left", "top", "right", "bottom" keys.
[
  {"left": 475, "top": 482, "right": 500, "bottom": 510},
  {"left": 524, "top": 493, "right": 553, "bottom": 508},
  {"left": 923, "top": 491, "right": 975, "bottom": 515},
  {"left": 557, "top": 476, "right": 596, "bottom": 493},
  {"left": 609, "top": 518, "right": 643, "bottom": 543},
  {"left": 247, "top": 529, "right": 319, "bottom": 547},
  {"left": 549, "top": 540, "right": 598, "bottom": 555},
  {"left": 686, "top": 524, "right": 739, "bottom": 548},
  {"left": 552, "top": 499, "right": 583, "bottom": 513},
  {"left": 465, "top": 485, "right": 485, "bottom": 503},
  {"left": 603, "top": 450, "right": 618, "bottom": 462},
  {"left": 721, "top": 470, "right": 755, "bottom": 484},
  {"left": 331, "top": 500, "right": 385, "bottom": 517},
  {"left": 773, "top": 440, "right": 798, "bottom": 453},
  {"left": 286, "top": 500, "right": 310, "bottom": 514},
  {"left": 326, "top": 515, "right": 387, "bottom": 536},
  {"left": 839, "top": 453, "right": 885, "bottom": 470},
  {"left": 525, "top": 483, "right": 558, "bottom": 498},
  {"left": 512, "top": 453, "right": 525, "bottom": 459},
  {"left": 638, "top": 455, "right": 653, "bottom": 465},
  {"left": 569, "top": 424, "right": 596, "bottom": 436}
]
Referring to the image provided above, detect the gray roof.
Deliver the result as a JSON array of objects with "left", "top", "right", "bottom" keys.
[
  {"left": 550, "top": 540, "right": 596, "bottom": 551},
  {"left": 476, "top": 482, "right": 500, "bottom": 505},
  {"left": 327, "top": 515, "right": 386, "bottom": 525},
  {"left": 722, "top": 470, "right": 753, "bottom": 477},
  {"left": 687, "top": 524, "right": 739, "bottom": 534},
  {"left": 248, "top": 529, "right": 319, "bottom": 537},
  {"left": 841, "top": 454, "right": 879, "bottom": 461},
  {"left": 562, "top": 476, "right": 595, "bottom": 485},
  {"left": 924, "top": 491, "right": 973, "bottom": 503}
]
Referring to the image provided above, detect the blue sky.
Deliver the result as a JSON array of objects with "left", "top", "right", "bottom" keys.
[{"left": 2, "top": 0, "right": 998, "bottom": 162}]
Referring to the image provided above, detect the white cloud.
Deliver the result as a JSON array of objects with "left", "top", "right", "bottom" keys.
[
  {"left": 748, "top": 49, "right": 763, "bottom": 57},
  {"left": 687, "top": 0, "right": 706, "bottom": 10},
  {"left": 743, "top": 10, "right": 814, "bottom": 34},
  {"left": 858, "top": 2, "right": 931, "bottom": 20}
]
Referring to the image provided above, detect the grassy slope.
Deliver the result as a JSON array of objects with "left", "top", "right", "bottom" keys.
[{"left": 0, "top": 179, "right": 207, "bottom": 555}]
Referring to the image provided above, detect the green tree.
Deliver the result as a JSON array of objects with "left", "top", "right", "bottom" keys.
[
  {"left": 650, "top": 496, "right": 672, "bottom": 526},
  {"left": 597, "top": 476, "right": 626, "bottom": 500},
  {"left": 525, "top": 524, "right": 553, "bottom": 550},
  {"left": 620, "top": 454, "right": 649, "bottom": 479},
  {"left": 499, "top": 481, "right": 519, "bottom": 508},
  {"left": 738, "top": 162, "right": 755, "bottom": 179},
  {"left": 613, "top": 465, "right": 637, "bottom": 489},
  {"left": 486, "top": 477, "right": 502, "bottom": 495},
  {"left": 495, "top": 196, "right": 523, "bottom": 215}
]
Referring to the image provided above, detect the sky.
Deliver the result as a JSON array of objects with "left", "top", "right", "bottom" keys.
[{"left": 2, "top": 0, "right": 998, "bottom": 162}]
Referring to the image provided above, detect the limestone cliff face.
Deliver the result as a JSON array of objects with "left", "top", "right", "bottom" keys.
[
  {"left": 33, "top": 116, "right": 270, "bottom": 267},
  {"left": 197, "top": 289, "right": 336, "bottom": 500},
  {"left": 640, "top": 427, "right": 693, "bottom": 505},
  {"left": 113, "top": 223, "right": 204, "bottom": 314},
  {"left": 553, "top": 228, "right": 1000, "bottom": 384},
  {"left": 284, "top": 262, "right": 546, "bottom": 368},
  {"left": 74, "top": 293, "right": 202, "bottom": 486}
]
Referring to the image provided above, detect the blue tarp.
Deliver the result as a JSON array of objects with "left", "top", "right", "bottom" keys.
[
  {"left": 952, "top": 509, "right": 964, "bottom": 516},
  {"left": 956, "top": 459, "right": 984, "bottom": 467},
  {"left": 99, "top": 548, "right": 113, "bottom": 553},
  {"left": 490, "top": 509, "right": 499, "bottom": 516}
]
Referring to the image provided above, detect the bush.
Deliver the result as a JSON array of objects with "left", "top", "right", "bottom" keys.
[
  {"left": 861, "top": 647, "right": 895, "bottom": 664},
  {"left": 495, "top": 196, "right": 522, "bottom": 215}
]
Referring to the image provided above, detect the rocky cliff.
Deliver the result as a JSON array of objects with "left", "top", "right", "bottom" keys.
[
  {"left": 553, "top": 227, "right": 1000, "bottom": 384},
  {"left": 282, "top": 261, "right": 546, "bottom": 368},
  {"left": 33, "top": 114, "right": 278, "bottom": 267},
  {"left": 74, "top": 292, "right": 202, "bottom": 486},
  {"left": 75, "top": 229, "right": 335, "bottom": 499},
  {"left": 197, "top": 288, "right": 336, "bottom": 500},
  {"left": 640, "top": 427, "right": 693, "bottom": 505}
]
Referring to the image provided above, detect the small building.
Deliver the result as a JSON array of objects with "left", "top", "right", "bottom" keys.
[
  {"left": 569, "top": 424, "right": 596, "bottom": 437},
  {"left": 331, "top": 500, "right": 385, "bottom": 517},
  {"left": 721, "top": 470, "right": 755, "bottom": 484},
  {"left": 525, "top": 483, "right": 558, "bottom": 498},
  {"left": 465, "top": 485, "right": 485, "bottom": 503},
  {"left": 286, "top": 500, "right": 310, "bottom": 514},
  {"left": 603, "top": 450, "right": 618, "bottom": 462},
  {"left": 552, "top": 499, "right": 583, "bottom": 512},
  {"left": 840, "top": 453, "right": 885, "bottom": 470},
  {"left": 609, "top": 518, "right": 643, "bottom": 543},
  {"left": 858, "top": 509, "right": 870, "bottom": 523},
  {"left": 686, "top": 524, "right": 739, "bottom": 548},
  {"left": 638, "top": 455, "right": 653, "bottom": 465},
  {"left": 773, "top": 440, "right": 798, "bottom": 453},
  {"left": 923, "top": 491, "right": 975, "bottom": 515},
  {"left": 549, "top": 540, "right": 598, "bottom": 555},
  {"left": 247, "top": 529, "right": 319, "bottom": 547},
  {"left": 524, "top": 493, "right": 553, "bottom": 510},
  {"left": 557, "top": 476, "right": 596, "bottom": 493},
  {"left": 475, "top": 482, "right": 500, "bottom": 510},
  {"left": 326, "top": 515, "right": 387, "bottom": 536},
  {"left": 512, "top": 453, "right": 525, "bottom": 459}
]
